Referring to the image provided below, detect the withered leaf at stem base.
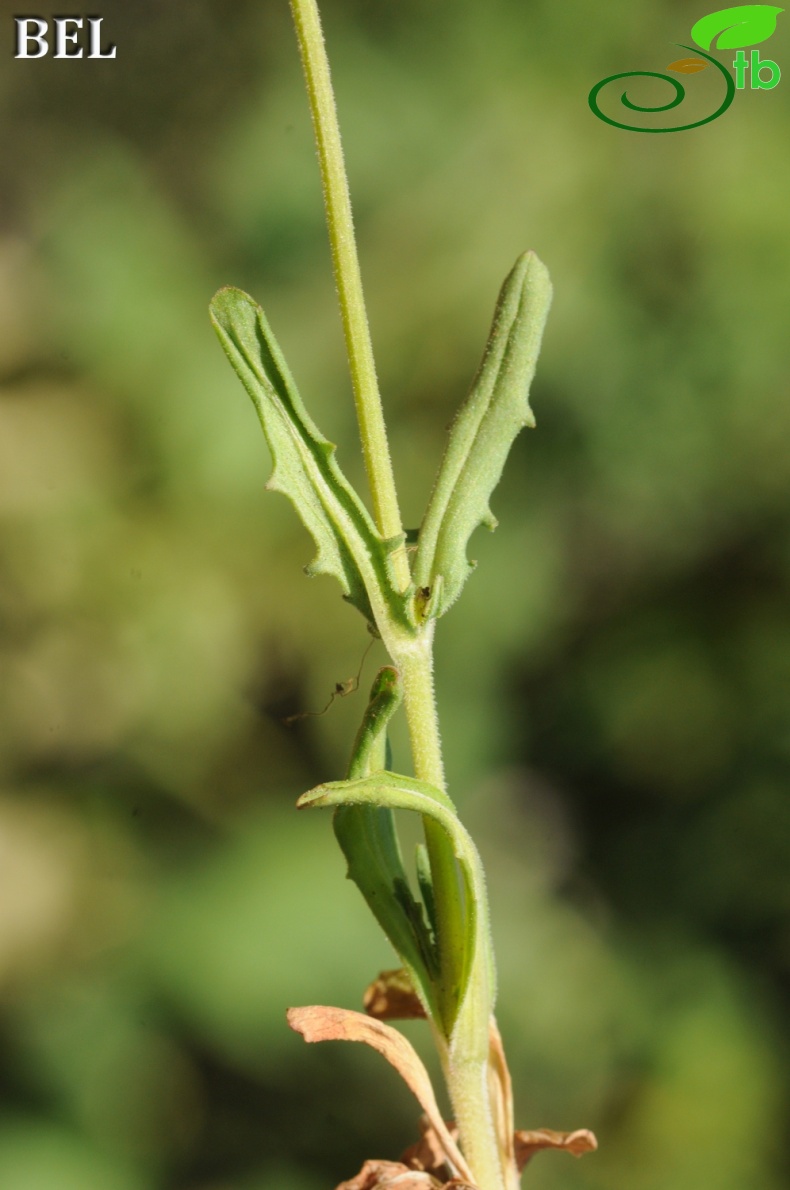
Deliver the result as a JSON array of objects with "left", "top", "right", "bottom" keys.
[
  {"left": 287, "top": 1005, "right": 474, "bottom": 1185},
  {"left": 401, "top": 1116, "right": 459, "bottom": 1178},
  {"left": 488, "top": 1016, "right": 515, "bottom": 1173},
  {"left": 514, "top": 1127, "right": 598, "bottom": 1170},
  {"left": 335, "top": 1159, "right": 442, "bottom": 1189}
]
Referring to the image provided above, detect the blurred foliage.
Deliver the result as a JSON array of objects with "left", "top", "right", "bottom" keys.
[{"left": 1, "top": 0, "right": 789, "bottom": 1187}]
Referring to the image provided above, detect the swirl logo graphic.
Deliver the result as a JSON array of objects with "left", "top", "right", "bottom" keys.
[{"left": 589, "top": 4, "right": 783, "bottom": 132}]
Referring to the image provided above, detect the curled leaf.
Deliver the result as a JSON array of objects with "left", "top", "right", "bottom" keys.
[
  {"left": 287, "top": 1005, "right": 474, "bottom": 1184},
  {"left": 329, "top": 670, "right": 441, "bottom": 1022},
  {"left": 667, "top": 56, "right": 709, "bottom": 71},
  {"left": 347, "top": 667, "right": 403, "bottom": 781},
  {"left": 299, "top": 771, "right": 496, "bottom": 1037},
  {"left": 691, "top": 4, "right": 783, "bottom": 50},
  {"left": 336, "top": 1119, "right": 483, "bottom": 1189},
  {"left": 336, "top": 1159, "right": 442, "bottom": 1189},
  {"left": 210, "top": 287, "right": 408, "bottom": 630},
  {"left": 514, "top": 1128, "right": 598, "bottom": 1171},
  {"left": 413, "top": 251, "right": 552, "bottom": 619}
]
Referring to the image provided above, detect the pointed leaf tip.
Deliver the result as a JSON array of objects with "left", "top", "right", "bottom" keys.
[{"left": 413, "top": 251, "right": 552, "bottom": 619}]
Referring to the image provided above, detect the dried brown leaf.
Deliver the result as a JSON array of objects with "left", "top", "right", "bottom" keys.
[
  {"left": 514, "top": 1127, "right": 598, "bottom": 1171},
  {"left": 667, "top": 57, "right": 708, "bottom": 72},
  {"left": 400, "top": 1117, "right": 459, "bottom": 1177},
  {"left": 488, "top": 1017, "right": 515, "bottom": 1173},
  {"left": 287, "top": 1006, "right": 474, "bottom": 1184},
  {"left": 364, "top": 969, "right": 427, "bottom": 1020},
  {"left": 335, "top": 1159, "right": 441, "bottom": 1189},
  {"left": 386, "top": 1176, "right": 442, "bottom": 1189}
]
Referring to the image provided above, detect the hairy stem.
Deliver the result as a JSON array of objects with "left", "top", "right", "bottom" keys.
[
  {"left": 289, "top": 0, "right": 409, "bottom": 590},
  {"left": 396, "top": 635, "right": 507, "bottom": 1190},
  {"left": 396, "top": 637, "right": 461, "bottom": 1012},
  {"left": 289, "top": 4, "right": 510, "bottom": 1185}
]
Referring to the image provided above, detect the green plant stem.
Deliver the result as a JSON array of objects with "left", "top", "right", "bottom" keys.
[
  {"left": 396, "top": 636, "right": 461, "bottom": 997},
  {"left": 441, "top": 1038, "right": 511, "bottom": 1190},
  {"left": 396, "top": 634, "right": 507, "bottom": 1190},
  {"left": 289, "top": 4, "right": 510, "bottom": 1185},
  {"left": 289, "top": 0, "right": 410, "bottom": 591}
]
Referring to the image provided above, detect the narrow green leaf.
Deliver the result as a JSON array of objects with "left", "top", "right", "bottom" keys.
[
  {"left": 691, "top": 4, "right": 783, "bottom": 50},
  {"left": 414, "top": 251, "right": 552, "bottom": 619},
  {"left": 299, "top": 770, "right": 496, "bottom": 1038},
  {"left": 332, "top": 784, "right": 441, "bottom": 1017},
  {"left": 305, "top": 667, "right": 442, "bottom": 1019},
  {"left": 346, "top": 666, "right": 402, "bottom": 781},
  {"left": 210, "top": 287, "right": 408, "bottom": 629}
]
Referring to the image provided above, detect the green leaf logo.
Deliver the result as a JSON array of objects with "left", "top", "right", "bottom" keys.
[{"left": 691, "top": 4, "right": 783, "bottom": 50}]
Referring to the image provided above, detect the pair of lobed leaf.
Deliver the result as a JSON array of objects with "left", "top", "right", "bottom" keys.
[
  {"left": 211, "top": 254, "right": 550, "bottom": 1039},
  {"left": 210, "top": 250, "right": 552, "bottom": 630}
]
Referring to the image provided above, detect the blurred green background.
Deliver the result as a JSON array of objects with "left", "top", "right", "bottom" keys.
[{"left": 1, "top": 1, "right": 789, "bottom": 1187}]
